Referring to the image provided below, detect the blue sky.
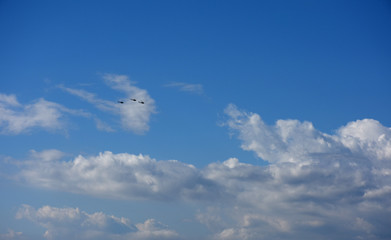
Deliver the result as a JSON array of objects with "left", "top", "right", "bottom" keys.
[{"left": 1, "top": 1, "right": 391, "bottom": 239}]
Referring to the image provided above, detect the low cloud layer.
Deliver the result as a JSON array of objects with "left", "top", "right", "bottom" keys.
[
  {"left": 15, "top": 204, "right": 180, "bottom": 240},
  {"left": 11, "top": 104, "right": 391, "bottom": 239},
  {"left": 17, "top": 151, "right": 210, "bottom": 201}
]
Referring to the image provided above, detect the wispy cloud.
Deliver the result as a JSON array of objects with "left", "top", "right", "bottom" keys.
[
  {"left": 59, "top": 74, "right": 156, "bottom": 134},
  {"left": 0, "top": 93, "right": 88, "bottom": 135},
  {"left": 94, "top": 118, "right": 115, "bottom": 132},
  {"left": 57, "top": 85, "right": 116, "bottom": 113},
  {"left": 165, "top": 82, "right": 204, "bottom": 95},
  {"left": 10, "top": 105, "right": 391, "bottom": 239},
  {"left": 16, "top": 204, "right": 180, "bottom": 240},
  {"left": 0, "top": 229, "right": 23, "bottom": 240}
]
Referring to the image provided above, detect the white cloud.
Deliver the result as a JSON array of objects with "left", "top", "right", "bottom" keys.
[
  {"left": 216, "top": 104, "right": 391, "bottom": 239},
  {"left": 0, "top": 229, "right": 24, "bottom": 240},
  {"left": 134, "top": 219, "right": 181, "bottom": 240},
  {"left": 94, "top": 118, "right": 115, "bottom": 132},
  {"left": 16, "top": 205, "right": 180, "bottom": 240},
  {"left": 57, "top": 86, "right": 116, "bottom": 113},
  {"left": 104, "top": 74, "right": 156, "bottom": 134},
  {"left": 11, "top": 104, "right": 391, "bottom": 239},
  {"left": 224, "top": 103, "right": 344, "bottom": 163},
  {"left": 0, "top": 93, "right": 87, "bottom": 135},
  {"left": 59, "top": 74, "right": 156, "bottom": 134},
  {"left": 0, "top": 94, "right": 20, "bottom": 106},
  {"left": 338, "top": 119, "right": 391, "bottom": 160},
  {"left": 29, "top": 149, "right": 65, "bottom": 162},
  {"left": 17, "top": 151, "right": 212, "bottom": 201},
  {"left": 165, "top": 82, "right": 204, "bottom": 95}
]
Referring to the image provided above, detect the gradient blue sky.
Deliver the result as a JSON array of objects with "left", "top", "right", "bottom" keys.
[{"left": 1, "top": 1, "right": 391, "bottom": 239}]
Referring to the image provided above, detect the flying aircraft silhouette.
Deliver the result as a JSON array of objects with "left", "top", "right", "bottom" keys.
[{"left": 117, "top": 98, "right": 144, "bottom": 104}]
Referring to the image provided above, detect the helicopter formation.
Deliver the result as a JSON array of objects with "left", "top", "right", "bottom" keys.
[{"left": 117, "top": 98, "right": 144, "bottom": 104}]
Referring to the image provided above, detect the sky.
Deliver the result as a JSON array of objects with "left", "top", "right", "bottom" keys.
[{"left": 0, "top": 0, "right": 391, "bottom": 239}]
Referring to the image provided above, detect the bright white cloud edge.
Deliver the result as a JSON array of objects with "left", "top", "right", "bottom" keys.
[{"left": 9, "top": 104, "right": 391, "bottom": 240}]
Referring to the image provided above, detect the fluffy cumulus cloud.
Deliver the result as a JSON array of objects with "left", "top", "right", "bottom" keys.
[
  {"left": 216, "top": 104, "right": 391, "bottom": 240},
  {"left": 59, "top": 74, "right": 156, "bottom": 134},
  {"left": 0, "top": 93, "right": 87, "bottom": 135},
  {"left": 15, "top": 204, "right": 180, "bottom": 240},
  {"left": 13, "top": 104, "right": 391, "bottom": 239},
  {"left": 224, "top": 104, "right": 391, "bottom": 164},
  {"left": 17, "top": 151, "right": 216, "bottom": 201}
]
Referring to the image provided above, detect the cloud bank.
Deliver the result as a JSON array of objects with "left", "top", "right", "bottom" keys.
[
  {"left": 13, "top": 104, "right": 391, "bottom": 239},
  {"left": 17, "top": 151, "right": 212, "bottom": 201},
  {"left": 16, "top": 204, "right": 180, "bottom": 240}
]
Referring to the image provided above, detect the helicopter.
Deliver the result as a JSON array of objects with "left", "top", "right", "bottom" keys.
[{"left": 118, "top": 98, "right": 144, "bottom": 104}]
